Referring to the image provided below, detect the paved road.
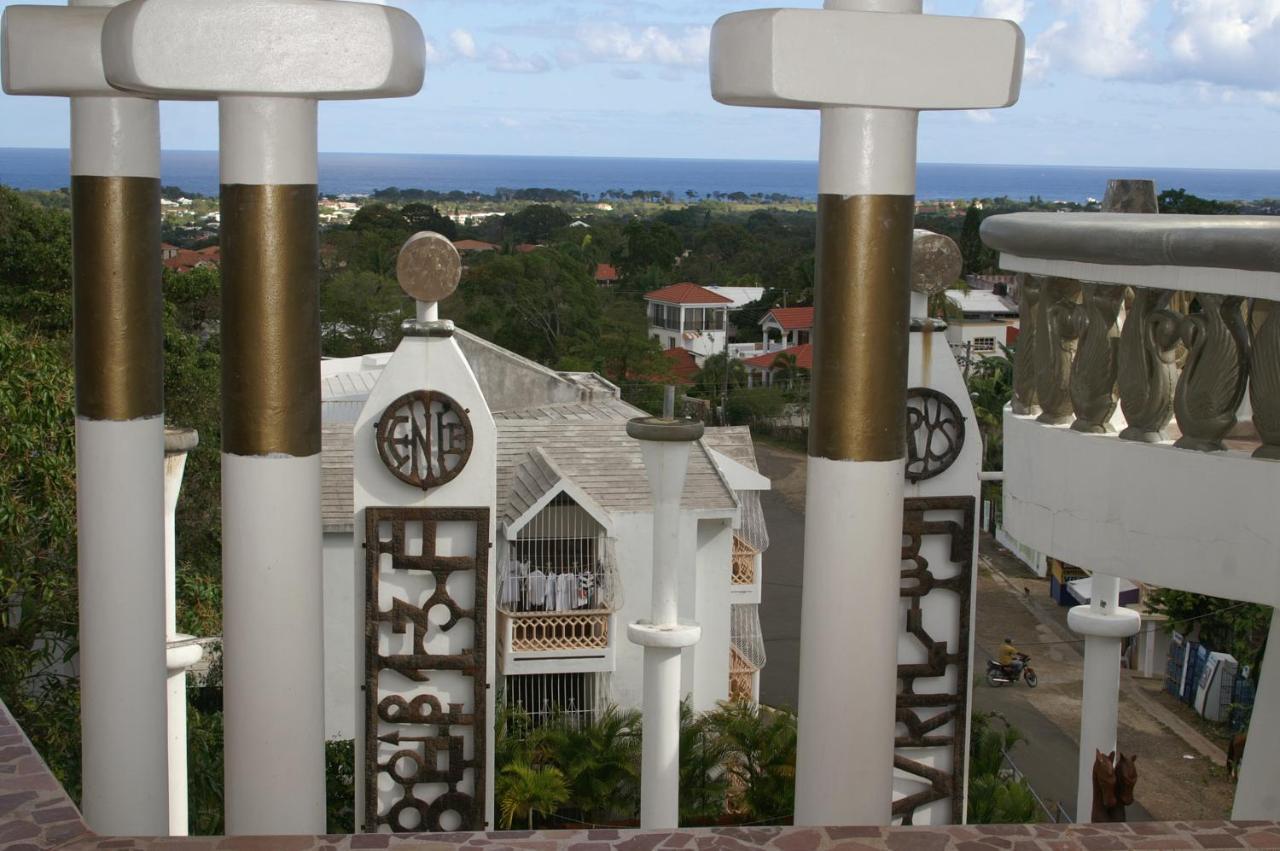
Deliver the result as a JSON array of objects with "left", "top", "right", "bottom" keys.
[{"left": 751, "top": 441, "right": 1154, "bottom": 821}]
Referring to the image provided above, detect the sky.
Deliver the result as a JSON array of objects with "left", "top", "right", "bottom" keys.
[{"left": 2, "top": 0, "right": 1280, "bottom": 169}]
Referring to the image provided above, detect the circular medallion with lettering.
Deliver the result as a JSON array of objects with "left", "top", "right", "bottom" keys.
[
  {"left": 375, "top": 390, "right": 473, "bottom": 490},
  {"left": 904, "top": 387, "right": 965, "bottom": 482}
]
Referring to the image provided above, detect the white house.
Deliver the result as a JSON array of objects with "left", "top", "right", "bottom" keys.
[
  {"left": 319, "top": 329, "right": 770, "bottom": 742},
  {"left": 760, "top": 306, "right": 814, "bottom": 351},
  {"left": 644, "top": 283, "right": 734, "bottom": 363},
  {"left": 942, "top": 279, "right": 1018, "bottom": 362}
]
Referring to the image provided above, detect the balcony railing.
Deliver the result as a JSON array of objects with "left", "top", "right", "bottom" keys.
[
  {"left": 981, "top": 210, "right": 1280, "bottom": 608},
  {"left": 731, "top": 534, "right": 758, "bottom": 585},
  {"left": 981, "top": 212, "right": 1280, "bottom": 458},
  {"left": 508, "top": 609, "right": 610, "bottom": 652}
]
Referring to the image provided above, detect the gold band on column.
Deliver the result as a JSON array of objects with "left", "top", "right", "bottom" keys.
[
  {"left": 72, "top": 176, "right": 163, "bottom": 421},
  {"left": 220, "top": 184, "right": 320, "bottom": 457},
  {"left": 808, "top": 194, "right": 915, "bottom": 462}
]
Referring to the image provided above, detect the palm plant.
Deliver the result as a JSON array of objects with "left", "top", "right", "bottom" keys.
[
  {"left": 679, "top": 700, "right": 730, "bottom": 825},
  {"left": 543, "top": 705, "right": 642, "bottom": 823},
  {"left": 967, "top": 343, "right": 1015, "bottom": 471},
  {"left": 704, "top": 700, "right": 797, "bottom": 822},
  {"left": 497, "top": 760, "right": 570, "bottom": 830}
]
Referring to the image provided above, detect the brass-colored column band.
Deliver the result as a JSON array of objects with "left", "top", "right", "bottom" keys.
[
  {"left": 220, "top": 184, "right": 321, "bottom": 457},
  {"left": 808, "top": 193, "right": 915, "bottom": 462},
  {"left": 72, "top": 175, "right": 164, "bottom": 420}
]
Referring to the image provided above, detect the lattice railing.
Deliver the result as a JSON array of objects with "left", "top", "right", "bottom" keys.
[
  {"left": 729, "top": 645, "right": 757, "bottom": 702},
  {"left": 509, "top": 611, "right": 610, "bottom": 652},
  {"left": 731, "top": 535, "right": 757, "bottom": 585}
]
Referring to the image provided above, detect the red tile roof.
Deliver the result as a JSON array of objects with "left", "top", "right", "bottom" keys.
[
  {"left": 453, "top": 239, "right": 499, "bottom": 252},
  {"left": 660, "top": 347, "right": 700, "bottom": 382},
  {"left": 743, "top": 343, "right": 813, "bottom": 371},
  {"left": 762, "top": 306, "right": 815, "bottom": 331},
  {"left": 644, "top": 283, "right": 732, "bottom": 305},
  {"left": 514, "top": 243, "right": 542, "bottom": 253},
  {"left": 594, "top": 263, "right": 619, "bottom": 282},
  {"left": 162, "top": 248, "right": 220, "bottom": 273}
]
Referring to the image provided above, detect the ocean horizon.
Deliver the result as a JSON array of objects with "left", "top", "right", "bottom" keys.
[{"left": 4, "top": 147, "right": 1280, "bottom": 205}]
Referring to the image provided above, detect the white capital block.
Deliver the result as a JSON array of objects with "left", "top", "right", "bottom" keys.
[
  {"left": 102, "top": 0, "right": 425, "bottom": 100},
  {"left": 711, "top": 9, "right": 1023, "bottom": 111},
  {"left": 1, "top": 5, "right": 115, "bottom": 96}
]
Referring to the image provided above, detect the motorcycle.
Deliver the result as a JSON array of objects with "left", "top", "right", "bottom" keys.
[{"left": 986, "top": 652, "right": 1038, "bottom": 688}]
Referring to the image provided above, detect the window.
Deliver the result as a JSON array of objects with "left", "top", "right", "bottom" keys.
[
  {"left": 503, "top": 672, "right": 603, "bottom": 732},
  {"left": 669, "top": 337, "right": 676, "bottom": 349},
  {"left": 973, "top": 336, "right": 997, "bottom": 353}
]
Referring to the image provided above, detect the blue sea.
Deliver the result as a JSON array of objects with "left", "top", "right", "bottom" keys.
[{"left": 3, "top": 147, "right": 1280, "bottom": 204}]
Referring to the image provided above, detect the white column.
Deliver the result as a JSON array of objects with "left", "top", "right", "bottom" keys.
[
  {"left": 1068, "top": 572, "right": 1139, "bottom": 822},
  {"left": 627, "top": 420, "right": 704, "bottom": 829},
  {"left": 795, "top": 458, "right": 905, "bottom": 825},
  {"left": 76, "top": 418, "right": 169, "bottom": 834},
  {"left": 218, "top": 98, "right": 326, "bottom": 835},
  {"left": 163, "top": 429, "right": 201, "bottom": 836},
  {"left": 72, "top": 95, "right": 169, "bottom": 835},
  {"left": 1233, "top": 610, "right": 1280, "bottom": 819}
]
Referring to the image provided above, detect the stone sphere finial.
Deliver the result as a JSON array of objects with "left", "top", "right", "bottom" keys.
[
  {"left": 910, "top": 229, "right": 963, "bottom": 296},
  {"left": 396, "top": 231, "right": 462, "bottom": 305}
]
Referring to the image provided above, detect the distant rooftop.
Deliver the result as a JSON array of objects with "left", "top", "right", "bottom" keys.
[
  {"left": 644, "top": 282, "right": 733, "bottom": 305},
  {"left": 761, "top": 306, "right": 814, "bottom": 331}
]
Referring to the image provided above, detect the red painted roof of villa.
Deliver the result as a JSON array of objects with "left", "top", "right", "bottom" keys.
[
  {"left": 762, "top": 306, "right": 815, "bottom": 331},
  {"left": 744, "top": 343, "right": 813, "bottom": 370},
  {"left": 644, "top": 282, "right": 732, "bottom": 305}
]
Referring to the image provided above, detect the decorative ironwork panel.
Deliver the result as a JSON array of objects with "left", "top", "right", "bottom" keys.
[
  {"left": 894, "top": 496, "right": 975, "bottom": 825},
  {"left": 508, "top": 611, "right": 610, "bottom": 652},
  {"left": 904, "top": 388, "right": 966, "bottom": 482},
  {"left": 365, "top": 506, "right": 489, "bottom": 833},
  {"left": 375, "top": 390, "right": 474, "bottom": 490}
]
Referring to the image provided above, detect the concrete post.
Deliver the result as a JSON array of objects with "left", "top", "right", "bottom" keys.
[
  {"left": 1233, "top": 609, "right": 1280, "bottom": 818},
  {"left": 163, "top": 428, "right": 202, "bottom": 836},
  {"left": 627, "top": 417, "right": 705, "bottom": 829},
  {"left": 1068, "top": 573, "right": 1139, "bottom": 822},
  {"left": 2, "top": 3, "right": 169, "bottom": 833},
  {"left": 710, "top": 1, "right": 1022, "bottom": 826},
  {"left": 102, "top": 0, "right": 424, "bottom": 832}
]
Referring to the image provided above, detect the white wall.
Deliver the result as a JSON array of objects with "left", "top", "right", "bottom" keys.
[
  {"left": 1002, "top": 411, "right": 1280, "bottom": 607},
  {"left": 688, "top": 519, "right": 733, "bottom": 712},
  {"left": 323, "top": 531, "right": 357, "bottom": 740}
]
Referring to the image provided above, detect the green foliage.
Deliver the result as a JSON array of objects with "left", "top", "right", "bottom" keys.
[
  {"left": 498, "top": 761, "right": 571, "bottom": 830},
  {"left": 967, "top": 712, "right": 1042, "bottom": 824},
  {"left": 186, "top": 701, "right": 226, "bottom": 835},
  {"left": 1157, "top": 188, "right": 1236, "bottom": 215},
  {"left": 0, "top": 186, "right": 73, "bottom": 331},
  {"left": 679, "top": 701, "right": 730, "bottom": 825},
  {"left": 507, "top": 204, "right": 572, "bottom": 244},
  {"left": 967, "top": 345, "right": 1014, "bottom": 472},
  {"left": 619, "top": 219, "right": 682, "bottom": 275},
  {"left": 703, "top": 701, "right": 797, "bottom": 822},
  {"left": 326, "top": 739, "right": 356, "bottom": 833},
  {"left": 960, "top": 204, "right": 997, "bottom": 276},
  {"left": 725, "top": 388, "right": 788, "bottom": 426},
  {"left": 1145, "top": 590, "right": 1272, "bottom": 670},
  {"left": 320, "top": 269, "right": 412, "bottom": 357}
]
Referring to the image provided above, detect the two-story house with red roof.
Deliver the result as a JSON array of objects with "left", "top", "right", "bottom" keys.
[{"left": 644, "top": 282, "right": 734, "bottom": 364}]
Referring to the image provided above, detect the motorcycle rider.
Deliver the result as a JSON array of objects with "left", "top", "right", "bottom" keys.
[{"left": 998, "top": 637, "right": 1023, "bottom": 675}]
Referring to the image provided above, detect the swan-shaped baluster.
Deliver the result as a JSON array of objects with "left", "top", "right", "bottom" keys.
[
  {"left": 1069, "top": 283, "right": 1124, "bottom": 433},
  {"left": 1117, "top": 289, "right": 1180, "bottom": 443},
  {"left": 1173, "top": 294, "right": 1249, "bottom": 452}
]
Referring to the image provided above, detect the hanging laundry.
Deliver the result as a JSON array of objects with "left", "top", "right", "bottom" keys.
[
  {"left": 527, "top": 568, "right": 547, "bottom": 612},
  {"left": 556, "top": 571, "right": 575, "bottom": 611},
  {"left": 544, "top": 571, "right": 558, "bottom": 611},
  {"left": 577, "top": 572, "right": 594, "bottom": 609}
]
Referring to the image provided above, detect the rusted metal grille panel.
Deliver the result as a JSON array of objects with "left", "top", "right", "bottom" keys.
[
  {"left": 364, "top": 506, "right": 489, "bottom": 833},
  {"left": 893, "top": 496, "right": 975, "bottom": 826}
]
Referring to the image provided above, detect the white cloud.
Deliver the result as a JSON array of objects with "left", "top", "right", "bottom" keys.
[
  {"left": 1035, "top": 0, "right": 1155, "bottom": 79},
  {"left": 978, "top": 0, "right": 1030, "bottom": 24},
  {"left": 487, "top": 45, "right": 551, "bottom": 74},
  {"left": 574, "top": 23, "right": 710, "bottom": 67},
  {"left": 450, "top": 29, "right": 478, "bottom": 60},
  {"left": 1165, "top": 0, "right": 1280, "bottom": 90}
]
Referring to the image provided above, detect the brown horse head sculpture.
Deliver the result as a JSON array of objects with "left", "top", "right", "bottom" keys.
[
  {"left": 1092, "top": 749, "right": 1118, "bottom": 809},
  {"left": 1115, "top": 753, "right": 1138, "bottom": 806}
]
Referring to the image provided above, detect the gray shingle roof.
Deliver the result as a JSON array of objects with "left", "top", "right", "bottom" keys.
[
  {"left": 701, "top": 426, "right": 760, "bottom": 471},
  {"left": 502, "top": 447, "right": 562, "bottom": 527},
  {"left": 322, "top": 424, "right": 355, "bottom": 533}
]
